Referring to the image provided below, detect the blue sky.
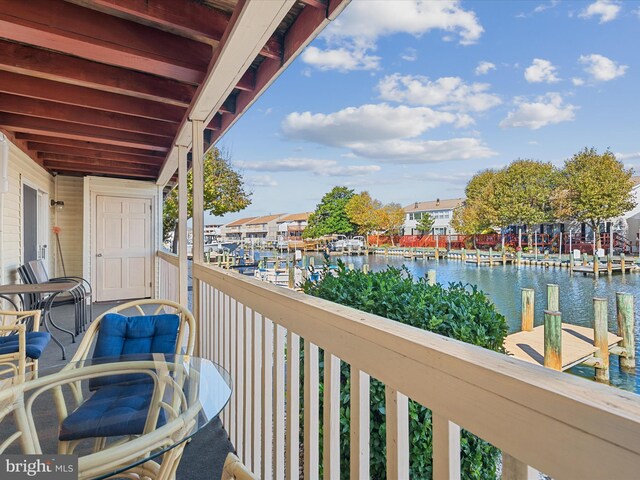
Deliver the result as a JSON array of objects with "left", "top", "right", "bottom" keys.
[{"left": 213, "top": 0, "right": 639, "bottom": 224}]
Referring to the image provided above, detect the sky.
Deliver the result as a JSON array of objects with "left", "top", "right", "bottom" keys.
[{"left": 212, "top": 0, "right": 640, "bottom": 225}]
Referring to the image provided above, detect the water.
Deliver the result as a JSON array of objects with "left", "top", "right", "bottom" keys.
[{"left": 310, "top": 254, "right": 640, "bottom": 394}]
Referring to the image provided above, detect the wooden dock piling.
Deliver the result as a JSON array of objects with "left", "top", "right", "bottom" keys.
[
  {"left": 461, "top": 248, "right": 466, "bottom": 261},
  {"left": 544, "top": 310, "right": 562, "bottom": 371},
  {"left": 362, "top": 264, "right": 370, "bottom": 274},
  {"left": 616, "top": 292, "right": 635, "bottom": 371},
  {"left": 593, "top": 253, "right": 599, "bottom": 277},
  {"left": 582, "top": 253, "right": 588, "bottom": 267},
  {"left": 476, "top": 249, "right": 480, "bottom": 266},
  {"left": 547, "top": 284, "right": 559, "bottom": 311},
  {"left": 593, "top": 298, "right": 610, "bottom": 383},
  {"left": 521, "top": 288, "right": 535, "bottom": 332},
  {"left": 489, "top": 248, "right": 494, "bottom": 266},
  {"left": 620, "top": 253, "right": 626, "bottom": 272},
  {"left": 607, "top": 254, "right": 613, "bottom": 276},
  {"left": 427, "top": 269, "right": 436, "bottom": 286}
]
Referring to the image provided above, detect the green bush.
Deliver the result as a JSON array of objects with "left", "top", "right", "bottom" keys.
[{"left": 302, "top": 261, "right": 508, "bottom": 479}]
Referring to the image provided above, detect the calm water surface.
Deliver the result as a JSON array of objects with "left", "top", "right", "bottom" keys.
[{"left": 317, "top": 254, "right": 640, "bottom": 393}]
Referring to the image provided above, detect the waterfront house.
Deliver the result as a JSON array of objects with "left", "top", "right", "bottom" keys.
[
  {"left": 625, "top": 176, "right": 640, "bottom": 253},
  {"left": 221, "top": 217, "right": 257, "bottom": 242},
  {"left": 403, "top": 198, "right": 464, "bottom": 235},
  {"left": 276, "top": 211, "right": 311, "bottom": 241},
  {"left": 1, "top": 1, "right": 640, "bottom": 478},
  {"left": 244, "top": 214, "right": 286, "bottom": 243}
]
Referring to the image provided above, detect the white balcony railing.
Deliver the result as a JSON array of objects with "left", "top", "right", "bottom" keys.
[
  {"left": 157, "top": 251, "right": 180, "bottom": 305},
  {"left": 163, "top": 260, "right": 640, "bottom": 479}
]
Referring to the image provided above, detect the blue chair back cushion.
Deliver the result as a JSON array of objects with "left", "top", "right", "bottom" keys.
[
  {"left": 89, "top": 312, "right": 179, "bottom": 389},
  {"left": 59, "top": 383, "right": 166, "bottom": 441},
  {"left": 0, "top": 332, "right": 51, "bottom": 359}
]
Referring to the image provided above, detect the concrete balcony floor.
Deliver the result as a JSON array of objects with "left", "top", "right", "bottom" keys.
[{"left": 35, "top": 301, "right": 235, "bottom": 480}]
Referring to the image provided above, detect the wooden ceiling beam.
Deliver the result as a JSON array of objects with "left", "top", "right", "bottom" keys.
[
  {"left": 30, "top": 143, "right": 163, "bottom": 166},
  {"left": 43, "top": 161, "right": 157, "bottom": 179},
  {"left": 41, "top": 154, "right": 159, "bottom": 172},
  {"left": 0, "top": 71, "right": 185, "bottom": 123},
  {"left": 0, "top": 113, "right": 171, "bottom": 151},
  {"left": 299, "top": 0, "right": 328, "bottom": 9},
  {"left": 0, "top": 93, "right": 177, "bottom": 138},
  {"left": 14, "top": 134, "right": 166, "bottom": 158},
  {"left": 68, "top": 0, "right": 283, "bottom": 60},
  {"left": 0, "top": 0, "right": 210, "bottom": 83},
  {"left": 0, "top": 40, "right": 195, "bottom": 107}
]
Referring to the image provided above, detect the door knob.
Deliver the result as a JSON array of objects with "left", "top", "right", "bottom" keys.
[{"left": 96, "top": 253, "right": 103, "bottom": 257}]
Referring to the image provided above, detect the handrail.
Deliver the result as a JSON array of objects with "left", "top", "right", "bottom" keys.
[
  {"left": 192, "top": 261, "right": 640, "bottom": 478},
  {"left": 157, "top": 250, "right": 179, "bottom": 267}
]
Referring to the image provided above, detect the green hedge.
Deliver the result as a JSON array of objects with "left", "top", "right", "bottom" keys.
[{"left": 302, "top": 262, "right": 508, "bottom": 479}]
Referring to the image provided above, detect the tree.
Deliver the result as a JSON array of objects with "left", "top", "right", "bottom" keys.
[
  {"left": 377, "top": 203, "right": 405, "bottom": 246},
  {"left": 451, "top": 169, "right": 499, "bottom": 235},
  {"left": 303, "top": 186, "right": 356, "bottom": 239},
  {"left": 345, "top": 191, "right": 382, "bottom": 236},
  {"left": 163, "top": 148, "right": 251, "bottom": 251},
  {"left": 493, "top": 160, "right": 559, "bottom": 245},
  {"left": 557, "top": 148, "right": 636, "bottom": 249},
  {"left": 416, "top": 213, "right": 435, "bottom": 234}
]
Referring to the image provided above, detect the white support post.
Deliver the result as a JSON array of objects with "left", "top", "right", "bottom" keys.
[
  {"left": 177, "top": 144, "right": 189, "bottom": 307},
  {"left": 350, "top": 368, "right": 370, "bottom": 480},
  {"left": 191, "top": 119, "right": 204, "bottom": 265},
  {"left": 323, "top": 352, "right": 341, "bottom": 480},
  {"left": 385, "top": 386, "right": 409, "bottom": 480}
]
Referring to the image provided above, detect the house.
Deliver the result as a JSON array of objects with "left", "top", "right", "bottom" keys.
[
  {"left": 625, "top": 176, "right": 640, "bottom": 253},
  {"left": 244, "top": 214, "right": 286, "bottom": 242},
  {"left": 403, "top": 198, "right": 464, "bottom": 235},
  {"left": 221, "top": 217, "right": 257, "bottom": 241},
  {"left": 0, "top": 1, "right": 638, "bottom": 478},
  {"left": 276, "top": 211, "right": 310, "bottom": 240}
]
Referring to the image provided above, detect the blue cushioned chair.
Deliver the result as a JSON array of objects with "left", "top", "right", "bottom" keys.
[
  {"left": 0, "top": 310, "right": 48, "bottom": 380},
  {"left": 57, "top": 299, "right": 195, "bottom": 453}
]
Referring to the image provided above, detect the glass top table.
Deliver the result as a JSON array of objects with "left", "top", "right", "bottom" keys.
[{"left": 0, "top": 354, "right": 232, "bottom": 480}]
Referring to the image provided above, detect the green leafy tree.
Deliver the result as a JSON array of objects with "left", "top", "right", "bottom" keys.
[
  {"left": 345, "top": 191, "right": 382, "bottom": 236},
  {"left": 557, "top": 148, "right": 636, "bottom": 249},
  {"left": 416, "top": 212, "right": 435, "bottom": 234},
  {"left": 493, "top": 160, "right": 559, "bottom": 244},
  {"left": 451, "top": 169, "right": 499, "bottom": 235},
  {"left": 303, "top": 186, "right": 356, "bottom": 238},
  {"left": 163, "top": 148, "right": 251, "bottom": 251},
  {"left": 377, "top": 203, "right": 405, "bottom": 246}
]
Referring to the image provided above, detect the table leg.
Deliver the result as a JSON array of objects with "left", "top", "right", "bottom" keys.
[{"left": 41, "top": 310, "right": 67, "bottom": 360}]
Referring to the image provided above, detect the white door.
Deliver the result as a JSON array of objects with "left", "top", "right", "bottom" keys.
[
  {"left": 95, "top": 196, "right": 152, "bottom": 302},
  {"left": 37, "top": 191, "right": 49, "bottom": 261}
]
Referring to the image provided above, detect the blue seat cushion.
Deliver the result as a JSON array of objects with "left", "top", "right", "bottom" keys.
[
  {"left": 59, "top": 383, "right": 166, "bottom": 441},
  {"left": 0, "top": 331, "right": 51, "bottom": 359},
  {"left": 90, "top": 312, "right": 179, "bottom": 389}
]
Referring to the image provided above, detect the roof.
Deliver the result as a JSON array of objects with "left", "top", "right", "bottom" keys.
[
  {"left": 404, "top": 198, "right": 465, "bottom": 213},
  {"left": 0, "top": 0, "right": 349, "bottom": 182},
  {"left": 225, "top": 216, "right": 257, "bottom": 227},
  {"left": 246, "top": 214, "right": 285, "bottom": 225},
  {"left": 278, "top": 212, "right": 311, "bottom": 222}
]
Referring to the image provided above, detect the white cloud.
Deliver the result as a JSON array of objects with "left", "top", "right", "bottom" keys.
[
  {"left": 475, "top": 61, "right": 496, "bottom": 75},
  {"left": 572, "top": 77, "right": 585, "bottom": 86},
  {"left": 302, "top": 0, "right": 483, "bottom": 72},
  {"left": 534, "top": 0, "right": 559, "bottom": 13},
  {"left": 524, "top": 58, "right": 560, "bottom": 83},
  {"left": 283, "top": 104, "right": 466, "bottom": 146},
  {"left": 615, "top": 152, "right": 640, "bottom": 162},
  {"left": 376, "top": 74, "right": 501, "bottom": 112},
  {"left": 579, "top": 1, "right": 621, "bottom": 23},
  {"left": 351, "top": 138, "right": 497, "bottom": 163},
  {"left": 579, "top": 54, "right": 628, "bottom": 81},
  {"left": 401, "top": 48, "right": 418, "bottom": 62},
  {"left": 239, "top": 158, "right": 381, "bottom": 177},
  {"left": 248, "top": 175, "right": 278, "bottom": 187},
  {"left": 300, "top": 46, "right": 380, "bottom": 72},
  {"left": 500, "top": 93, "right": 577, "bottom": 130}
]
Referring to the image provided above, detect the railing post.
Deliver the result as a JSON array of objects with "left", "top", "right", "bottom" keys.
[
  {"left": 385, "top": 386, "right": 409, "bottom": 479},
  {"left": 286, "top": 331, "right": 300, "bottom": 480},
  {"left": 432, "top": 413, "right": 460, "bottom": 480},
  {"left": 323, "top": 352, "right": 341, "bottom": 480},
  {"left": 502, "top": 454, "right": 539, "bottom": 480},
  {"left": 304, "top": 340, "right": 319, "bottom": 480},
  {"left": 350, "top": 368, "right": 370, "bottom": 480}
]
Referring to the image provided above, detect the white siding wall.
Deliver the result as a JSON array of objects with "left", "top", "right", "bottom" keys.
[
  {"left": 0, "top": 140, "right": 54, "bottom": 285},
  {"left": 52, "top": 175, "right": 84, "bottom": 278}
]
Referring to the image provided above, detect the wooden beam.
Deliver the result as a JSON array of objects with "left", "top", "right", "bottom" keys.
[
  {"left": 0, "top": 113, "right": 171, "bottom": 151},
  {"left": 69, "top": 0, "right": 283, "bottom": 60},
  {"left": 0, "top": 93, "right": 177, "bottom": 138},
  {"left": 0, "top": 40, "right": 195, "bottom": 107},
  {"left": 41, "top": 154, "right": 159, "bottom": 173},
  {"left": 0, "top": 0, "right": 210, "bottom": 83},
  {"left": 237, "top": 70, "right": 256, "bottom": 92},
  {"left": 206, "top": 114, "right": 222, "bottom": 131},
  {"left": 31, "top": 144, "right": 163, "bottom": 166},
  {"left": 300, "top": 0, "right": 328, "bottom": 9},
  {"left": 0, "top": 127, "right": 43, "bottom": 166},
  {"left": 14, "top": 134, "right": 166, "bottom": 158},
  {"left": 43, "top": 163, "right": 157, "bottom": 179},
  {"left": 0, "top": 71, "right": 185, "bottom": 122}
]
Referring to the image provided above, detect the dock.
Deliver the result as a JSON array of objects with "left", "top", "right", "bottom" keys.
[
  {"left": 571, "top": 263, "right": 635, "bottom": 275},
  {"left": 505, "top": 324, "right": 622, "bottom": 371}
]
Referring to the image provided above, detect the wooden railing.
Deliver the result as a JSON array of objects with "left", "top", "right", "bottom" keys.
[
  {"left": 189, "top": 262, "right": 640, "bottom": 479},
  {"left": 157, "top": 250, "right": 180, "bottom": 305}
]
